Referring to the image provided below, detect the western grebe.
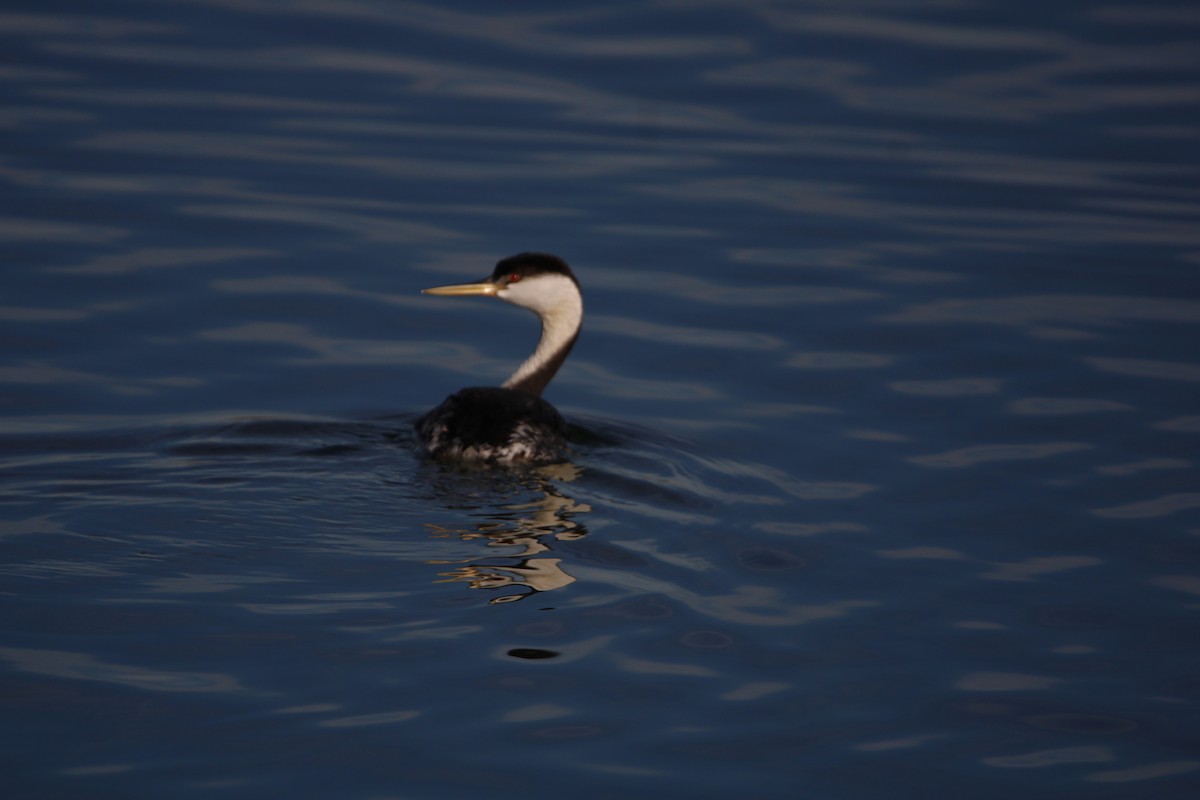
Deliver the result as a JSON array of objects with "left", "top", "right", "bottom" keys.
[{"left": 416, "top": 252, "right": 582, "bottom": 464}]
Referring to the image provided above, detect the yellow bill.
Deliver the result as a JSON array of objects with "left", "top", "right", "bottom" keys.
[{"left": 422, "top": 281, "right": 500, "bottom": 297}]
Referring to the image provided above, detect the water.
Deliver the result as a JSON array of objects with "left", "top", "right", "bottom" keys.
[{"left": 3, "top": 1, "right": 1199, "bottom": 797}]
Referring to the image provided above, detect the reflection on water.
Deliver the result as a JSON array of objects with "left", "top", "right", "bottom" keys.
[
  {"left": 425, "top": 463, "right": 590, "bottom": 603},
  {"left": 3, "top": 0, "right": 1200, "bottom": 797},
  {"left": 0, "top": 647, "right": 250, "bottom": 694}
]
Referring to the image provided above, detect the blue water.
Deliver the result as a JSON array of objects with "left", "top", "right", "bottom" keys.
[{"left": 3, "top": 2, "right": 1199, "bottom": 798}]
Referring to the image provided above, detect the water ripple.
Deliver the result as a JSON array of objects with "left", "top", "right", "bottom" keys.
[
  {"left": 909, "top": 441, "right": 1091, "bottom": 468},
  {"left": 0, "top": 647, "right": 249, "bottom": 694}
]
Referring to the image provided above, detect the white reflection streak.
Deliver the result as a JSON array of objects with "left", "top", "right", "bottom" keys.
[
  {"left": 1085, "top": 761, "right": 1200, "bottom": 784},
  {"left": 239, "top": 600, "right": 395, "bottom": 615},
  {"left": 0, "top": 646, "right": 249, "bottom": 693},
  {"left": 1096, "top": 458, "right": 1190, "bottom": 476},
  {"left": 568, "top": 362, "right": 724, "bottom": 401},
  {"left": 614, "top": 656, "right": 718, "bottom": 677},
  {"left": 984, "top": 746, "right": 1114, "bottom": 768},
  {"left": 181, "top": 0, "right": 746, "bottom": 58},
  {"left": 181, "top": 202, "right": 464, "bottom": 243},
  {"left": 1006, "top": 397, "right": 1130, "bottom": 415},
  {"left": 35, "top": 86, "right": 389, "bottom": 116},
  {"left": 588, "top": 266, "right": 880, "bottom": 306},
  {"left": 0, "top": 515, "right": 69, "bottom": 539},
  {"left": 0, "top": 409, "right": 343, "bottom": 435},
  {"left": 762, "top": 10, "right": 1073, "bottom": 53},
  {"left": 587, "top": 315, "right": 785, "bottom": 350},
  {"left": 754, "top": 521, "right": 867, "bottom": 537},
  {"left": 502, "top": 703, "right": 573, "bottom": 723},
  {"left": 318, "top": 709, "right": 421, "bottom": 728},
  {"left": 786, "top": 352, "right": 893, "bottom": 369},
  {"left": 0, "top": 361, "right": 201, "bottom": 396},
  {"left": 981, "top": 556, "right": 1101, "bottom": 582},
  {"left": 691, "top": 454, "right": 876, "bottom": 500},
  {"left": 0, "top": 162, "right": 576, "bottom": 225},
  {"left": 854, "top": 734, "right": 945, "bottom": 752},
  {"left": 1086, "top": 357, "right": 1200, "bottom": 383},
  {"left": 0, "top": 11, "right": 174, "bottom": 37},
  {"left": 731, "top": 246, "right": 958, "bottom": 285},
  {"left": 615, "top": 539, "right": 715, "bottom": 572},
  {"left": 213, "top": 274, "right": 426, "bottom": 310},
  {"left": 1092, "top": 493, "right": 1200, "bottom": 519},
  {"left": 199, "top": 321, "right": 491, "bottom": 369},
  {"left": 721, "top": 681, "right": 790, "bottom": 701},
  {"left": 0, "top": 216, "right": 126, "bottom": 243},
  {"left": 885, "top": 295, "right": 1200, "bottom": 329},
  {"left": 909, "top": 441, "right": 1090, "bottom": 468},
  {"left": 55, "top": 246, "right": 278, "bottom": 275},
  {"left": 144, "top": 573, "right": 294, "bottom": 594},
  {"left": 1155, "top": 416, "right": 1200, "bottom": 433},
  {"left": 889, "top": 377, "right": 1003, "bottom": 396},
  {"left": 955, "top": 671, "right": 1060, "bottom": 691},
  {"left": 1150, "top": 575, "right": 1200, "bottom": 597},
  {"left": 570, "top": 565, "right": 873, "bottom": 627},
  {"left": 80, "top": 129, "right": 707, "bottom": 183},
  {"left": 640, "top": 180, "right": 1200, "bottom": 248},
  {"left": 0, "top": 305, "right": 88, "bottom": 321},
  {"left": 590, "top": 459, "right": 778, "bottom": 507}
]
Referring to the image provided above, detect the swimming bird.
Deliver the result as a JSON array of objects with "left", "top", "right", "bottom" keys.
[{"left": 416, "top": 252, "right": 582, "bottom": 464}]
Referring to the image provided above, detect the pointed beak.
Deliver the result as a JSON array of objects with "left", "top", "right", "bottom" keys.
[{"left": 421, "top": 280, "right": 500, "bottom": 297}]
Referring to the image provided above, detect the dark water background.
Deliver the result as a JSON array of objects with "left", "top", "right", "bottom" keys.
[{"left": 3, "top": 2, "right": 1199, "bottom": 798}]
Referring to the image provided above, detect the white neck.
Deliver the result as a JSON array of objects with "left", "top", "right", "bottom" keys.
[{"left": 498, "top": 274, "right": 583, "bottom": 397}]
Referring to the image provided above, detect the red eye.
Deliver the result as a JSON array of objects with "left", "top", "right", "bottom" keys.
[{"left": 507, "top": 273, "right": 521, "bottom": 283}]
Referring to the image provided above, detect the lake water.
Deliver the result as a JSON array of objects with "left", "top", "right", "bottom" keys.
[{"left": 2, "top": 2, "right": 1199, "bottom": 798}]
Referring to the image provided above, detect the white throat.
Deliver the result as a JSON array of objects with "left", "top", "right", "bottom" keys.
[{"left": 498, "top": 273, "right": 583, "bottom": 396}]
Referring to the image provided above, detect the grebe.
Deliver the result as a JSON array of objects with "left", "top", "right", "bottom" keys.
[{"left": 416, "top": 252, "right": 582, "bottom": 464}]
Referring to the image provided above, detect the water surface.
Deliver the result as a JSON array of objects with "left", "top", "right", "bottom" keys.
[{"left": 2, "top": 2, "right": 1199, "bottom": 798}]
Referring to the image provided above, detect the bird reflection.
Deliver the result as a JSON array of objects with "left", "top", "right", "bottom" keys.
[{"left": 424, "top": 463, "right": 589, "bottom": 604}]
